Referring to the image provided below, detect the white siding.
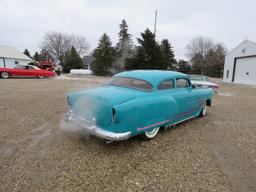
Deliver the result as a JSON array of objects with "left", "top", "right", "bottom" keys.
[
  {"left": 0, "top": 58, "right": 4, "bottom": 67},
  {"left": 223, "top": 40, "right": 256, "bottom": 83},
  {"left": 0, "top": 58, "right": 31, "bottom": 68}
]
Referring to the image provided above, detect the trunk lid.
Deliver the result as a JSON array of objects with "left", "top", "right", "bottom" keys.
[{"left": 67, "top": 86, "right": 137, "bottom": 127}]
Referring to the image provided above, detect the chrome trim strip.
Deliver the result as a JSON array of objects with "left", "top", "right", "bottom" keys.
[
  {"left": 65, "top": 111, "right": 131, "bottom": 141},
  {"left": 174, "top": 115, "right": 195, "bottom": 125}
]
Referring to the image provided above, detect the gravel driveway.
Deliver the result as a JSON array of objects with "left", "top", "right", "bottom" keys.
[{"left": 0, "top": 76, "right": 255, "bottom": 192}]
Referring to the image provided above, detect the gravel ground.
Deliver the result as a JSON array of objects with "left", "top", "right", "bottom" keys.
[{"left": 0, "top": 75, "right": 255, "bottom": 192}]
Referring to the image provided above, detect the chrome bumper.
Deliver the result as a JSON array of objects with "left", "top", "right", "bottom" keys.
[{"left": 64, "top": 111, "right": 131, "bottom": 141}]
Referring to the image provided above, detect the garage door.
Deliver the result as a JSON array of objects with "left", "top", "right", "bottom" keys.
[{"left": 234, "top": 57, "right": 256, "bottom": 85}]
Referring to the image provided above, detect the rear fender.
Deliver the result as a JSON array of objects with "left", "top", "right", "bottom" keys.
[{"left": 113, "top": 95, "right": 178, "bottom": 136}]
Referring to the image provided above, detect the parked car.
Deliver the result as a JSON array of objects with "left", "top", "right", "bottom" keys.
[
  {"left": 0, "top": 64, "right": 56, "bottom": 79},
  {"left": 189, "top": 74, "right": 219, "bottom": 93},
  {"left": 65, "top": 70, "right": 213, "bottom": 141}
]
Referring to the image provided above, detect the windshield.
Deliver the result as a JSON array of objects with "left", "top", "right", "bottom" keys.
[{"left": 107, "top": 77, "right": 153, "bottom": 91}]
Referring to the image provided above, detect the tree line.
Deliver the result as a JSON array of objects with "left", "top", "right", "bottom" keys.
[{"left": 23, "top": 20, "right": 227, "bottom": 77}]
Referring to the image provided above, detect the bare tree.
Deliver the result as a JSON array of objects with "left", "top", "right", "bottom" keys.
[
  {"left": 41, "top": 31, "right": 89, "bottom": 65},
  {"left": 186, "top": 36, "right": 214, "bottom": 74}
]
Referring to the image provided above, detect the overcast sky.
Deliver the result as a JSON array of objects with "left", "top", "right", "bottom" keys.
[{"left": 0, "top": 0, "right": 255, "bottom": 59}]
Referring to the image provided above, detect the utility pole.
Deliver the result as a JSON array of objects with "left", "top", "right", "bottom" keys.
[{"left": 154, "top": 10, "right": 157, "bottom": 35}]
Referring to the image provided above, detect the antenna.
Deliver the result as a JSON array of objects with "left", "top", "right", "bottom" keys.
[{"left": 154, "top": 10, "right": 157, "bottom": 35}]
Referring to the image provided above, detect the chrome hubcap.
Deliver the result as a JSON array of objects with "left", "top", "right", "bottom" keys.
[{"left": 1, "top": 72, "right": 9, "bottom": 78}]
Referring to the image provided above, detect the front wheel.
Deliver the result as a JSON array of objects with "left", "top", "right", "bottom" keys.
[
  {"left": 199, "top": 100, "right": 207, "bottom": 117},
  {"left": 1, "top": 72, "right": 9, "bottom": 79},
  {"left": 37, "top": 76, "right": 45, "bottom": 79},
  {"left": 141, "top": 127, "right": 160, "bottom": 139}
]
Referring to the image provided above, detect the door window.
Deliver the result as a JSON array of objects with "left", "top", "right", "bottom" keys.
[{"left": 176, "top": 78, "right": 190, "bottom": 88}]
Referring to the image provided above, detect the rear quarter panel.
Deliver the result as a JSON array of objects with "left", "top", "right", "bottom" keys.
[{"left": 113, "top": 93, "right": 178, "bottom": 136}]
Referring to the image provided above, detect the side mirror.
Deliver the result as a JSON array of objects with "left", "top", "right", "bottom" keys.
[{"left": 192, "top": 84, "right": 196, "bottom": 89}]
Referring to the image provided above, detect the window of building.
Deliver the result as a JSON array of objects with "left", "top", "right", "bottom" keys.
[
  {"left": 15, "top": 61, "right": 19, "bottom": 65},
  {"left": 158, "top": 79, "right": 174, "bottom": 90},
  {"left": 226, "top": 70, "right": 229, "bottom": 79}
]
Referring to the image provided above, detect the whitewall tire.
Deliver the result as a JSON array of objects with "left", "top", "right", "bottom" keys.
[
  {"left": 1, "top": 72, "right": 9, "bottom": 79},
  {"left": 142, "top": 127, "right": 160, "bottom": 139},
  {"left": 199, "top": 100, "right": 207, "bottom": 117}
]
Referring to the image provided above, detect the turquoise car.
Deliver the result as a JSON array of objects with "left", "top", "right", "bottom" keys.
[{"left": 65, "top": 70, "right": 213, "bottom": 141}]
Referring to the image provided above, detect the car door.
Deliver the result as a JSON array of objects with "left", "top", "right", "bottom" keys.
[
  {"left": 157, "top": 78, "right": 177, "bottom": 119},
  {"left": 12, "top": 65, "right": 28, "bottom": 76},
  {"left": 171, "top": 78, "right": 197, "bottom": 121},
  {"left": 28, "top": 66, "right": 41, "bottom": 77}
]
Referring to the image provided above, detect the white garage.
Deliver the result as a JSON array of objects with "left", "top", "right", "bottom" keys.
[
  {"left": 223, "top": 40, "right": 256, "bottom": 85},
  {"left": 0, "top": 45, "right": 32, "bottom": 68}
]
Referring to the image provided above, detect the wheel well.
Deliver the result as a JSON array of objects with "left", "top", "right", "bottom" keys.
[
  {"left": 206, "top": 99, "right": 211, "bottom": 107},
  {"left": 0, "top": 71, "right": 10, "bottom": 77}
]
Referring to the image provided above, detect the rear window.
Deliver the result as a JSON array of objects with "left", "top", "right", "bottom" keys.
[
  {"left": 107, "top": 77, "right": 153, "bottom": 91},
  {"left": 158, "top": 79, "right": 174, "bottom": 90}
]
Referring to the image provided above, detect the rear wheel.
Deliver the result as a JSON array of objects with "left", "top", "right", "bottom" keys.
[
  {"left": 199, "top": 100, "right": 207, "bottom": 117},
  {"left": 1, "top": 72, "right": 9, "bottom": 79},
  {"left": 141, "top": 127, "right": 160, "bottom": 139}
]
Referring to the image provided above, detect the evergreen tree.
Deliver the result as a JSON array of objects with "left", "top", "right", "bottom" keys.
[
  {"left": 177, "top": 59, "right": 192, "bottom": 74},
  {"left": 116, "top": 19, "right": 133, "bottom": 54},
  {"left": 38, "top": 49, "right": 50, "bottom": 61},
  {"left": 23, "top": 49, "right": 31, "bottom": 58},
  {"left": 160, "top": 39, "right": 176, "bottom": 70},
  {"left": 91, "top": 33, "right": 116, "bottom": 76},
  {"left": 126, "top": 29, "right": 164, "bottom": 70},
  {"left": 114, "top": 19, "right": 134, "bottom": 72},
  {"left": 63, "top": 46, "right": 83, "bottom": 73},
  {"left": 205, "top": 44, "right": 226, "bottom": 77},
  {"left": 33, "top": 52, "right": 39, "bottom": 61}
]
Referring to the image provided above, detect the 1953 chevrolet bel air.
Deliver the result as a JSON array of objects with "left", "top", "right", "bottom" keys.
[{"left": 65, "top": 70, "right": 213, "bottom": 141}]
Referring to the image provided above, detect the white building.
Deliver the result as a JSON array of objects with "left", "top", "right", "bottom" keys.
[
  {"left": 0, "top": 45, "right": 32, "bottom": 68},
  {"left": 223, "top": 40, "right": 256, "bottom": 85}
]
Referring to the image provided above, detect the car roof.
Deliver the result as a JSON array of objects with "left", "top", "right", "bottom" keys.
[{"left": 114, "top": 70, "right": 187, "bottom": 87}]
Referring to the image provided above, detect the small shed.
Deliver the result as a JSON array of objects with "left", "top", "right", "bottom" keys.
[
  {"left": 0, "top": 45, "right": 32, "bottom": 68},
  {"left": 223, "top": 40, "right": 256, "bottom": 85}
]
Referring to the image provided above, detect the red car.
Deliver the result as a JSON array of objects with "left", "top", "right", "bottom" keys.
[{"left": 0, "top": 65, "right": 56, "bottom": 79}]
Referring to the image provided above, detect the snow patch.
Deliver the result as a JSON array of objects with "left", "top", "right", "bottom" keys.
[{"left": 70, "top": 69, "right": 92, "bottom": 75}]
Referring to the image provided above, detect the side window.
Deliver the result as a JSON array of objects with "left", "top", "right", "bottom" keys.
[
  {"left": 15, "top": 65, "right": 25, "bottom": 69},
  {"left": 158, "top": 79, "right": 174, "bottom": 90},
  {"left": 226, "top": 70, "right": 229, "bottom": 79},
  {"left": 176, "top": 78, "right": 190, "bottom": 88}
]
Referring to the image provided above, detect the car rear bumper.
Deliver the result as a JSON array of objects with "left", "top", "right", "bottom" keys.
[{"left": 64, "top": 110, "right": 131, "bottom": 141}]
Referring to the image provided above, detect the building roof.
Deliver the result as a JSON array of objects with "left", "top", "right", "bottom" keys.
[
  {"left": 227, "top": 39, "right": 256, "bottom": 57},
  {"left": 0, "top": 45, "right": 32, "bottom": 60},
  {"left": 114, "top": 70, "right": 187, "bottom": 86}
]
